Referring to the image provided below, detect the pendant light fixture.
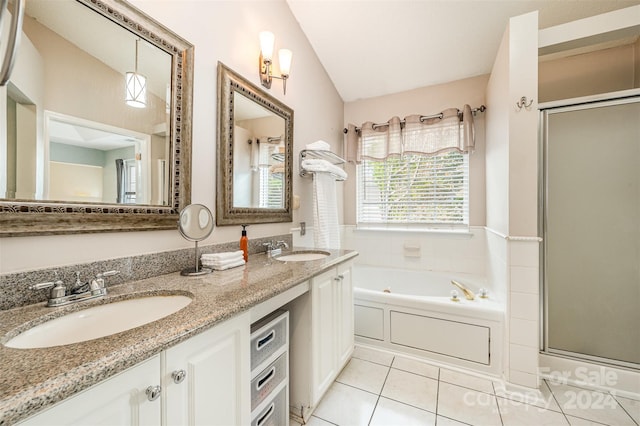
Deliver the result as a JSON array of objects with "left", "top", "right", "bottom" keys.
[{"left": 125, "top": 38, "right": 147, "bottom": 108}]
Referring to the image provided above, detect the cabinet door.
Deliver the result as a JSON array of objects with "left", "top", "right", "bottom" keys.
[
  {"left": 311, "top": 268, "right": 337, "bottom": 405},
  {"left": 164, "top": 312, "right": 250, "bottom": 426},
  {"left": 336, "top": 262, "right": 354, "bottom": 369},
  {"left": 20, "top": 355, "right": 161, "bottom": 426}
]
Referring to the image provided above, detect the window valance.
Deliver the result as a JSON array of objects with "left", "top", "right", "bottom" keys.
[{"left": 345, "top": 104, "right": 483, "bottom": 163}]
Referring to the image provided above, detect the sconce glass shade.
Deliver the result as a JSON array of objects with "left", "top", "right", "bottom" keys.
[
  {"left": 259, "top": 31, "right": 275, "bottom": 61},
  {"left": 279, "top": 49, "right": 292, "bottom": 76},
  {"left": 125, "top": 71, "right": 147, "bottom": 108}
]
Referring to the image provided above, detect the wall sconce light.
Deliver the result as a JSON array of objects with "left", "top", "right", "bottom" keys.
[
  {"left": 125, "top": 38, "right": 147, "bottom": 108},
  {"left": 259, "top": 31, "right": 292, "bottom": 95}
]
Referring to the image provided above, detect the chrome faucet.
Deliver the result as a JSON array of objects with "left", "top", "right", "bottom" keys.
[
  {"left": 450, "top": 280, "right": 475, "bottom": 301},
  {"left": 262, "top": 240, "right": 289, "bottom": 257},
  {"left": 30, "top": 270, "right": 119, "bottom": 307}
]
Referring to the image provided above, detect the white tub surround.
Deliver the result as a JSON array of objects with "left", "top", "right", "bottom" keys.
[{"left": 353, "top": 265, "right": 504, "bottom": 376}]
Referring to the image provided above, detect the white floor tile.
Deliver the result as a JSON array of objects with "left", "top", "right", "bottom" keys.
[
  {"left": 565, "top": 415, "right": 611, "bottom": 425},
  {"left": 336, "top": 358, "right": 390, "bottom": 394},
  {"left": 381, "top": 368, "right": 438, "bottom": 412},
  {"left": 437, "top": 381, "right": 502, "bottom": 426},
  {"left": 440, "top": 368, "right": 495, "bottom": 394},
  {"left": 494, "top": 380, "right": 562, "bottom": 412},
  {"left": 306, "top": 415, "right": 336, "bottom": 426},
  {"left": 497, "top": 396, "right": 569, "bottom": 425},
  {"left": 615, "top": 395, "right": 640, "bottom": 424},
  {"left": 392, "top": 356, "right": 439, "bottom": 380},
  {"left": 436, "top": 416, "right": 471, "bottom": 426},
  {"left": 313, "top": 382, "right": 378, "bottom": 426},
  {"left": 547, "top": 382, "right": 636, "bottom": 426},
  {"left": 369, "top": 397, "right": 436, "bottom": 426},
  {"left": 352, "top": 345, "right": 395, "bottom": 366}
]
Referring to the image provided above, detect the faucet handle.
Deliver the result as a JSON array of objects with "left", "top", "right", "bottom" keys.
[
  {"left": 29, "top": 281, "right": 56, "bottom": 290},
  {"left": 276, "top": 240, "right": 289, "bottom": 249},
  {"left": 30, "top": 280, "right": 66, "bottom": 299},
  {"left": 97, "top": 270, "right": 119, "bottom": 279}
]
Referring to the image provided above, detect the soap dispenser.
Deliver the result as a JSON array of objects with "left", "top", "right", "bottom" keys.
[{"left": 240, "top": 225, "right": 248, "bottom": 262}]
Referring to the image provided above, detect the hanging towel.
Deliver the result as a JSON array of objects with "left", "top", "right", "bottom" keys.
[
  {"left": 301, "top": 159, "right": 348, "bottom": 180},
  {"left": 306, "top": 140, "right": 331, "bottom": 151},
  {"left": 312, "top": 172, "right": 341, "bottom": 250}
]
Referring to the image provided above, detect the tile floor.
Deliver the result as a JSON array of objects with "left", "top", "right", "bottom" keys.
[{"left": 293, "top": 345, "right": 640, "bottom": 426}]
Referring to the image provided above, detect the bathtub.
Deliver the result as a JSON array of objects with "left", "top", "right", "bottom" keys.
[{"left": 353, "top": 265, "right": 504, "bottom": 375}]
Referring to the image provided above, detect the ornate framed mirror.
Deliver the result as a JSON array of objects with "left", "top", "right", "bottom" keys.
[
  {"left": 0, "top": 0, "right": 193, "bottom": 236},
  {"left": 216, "top": 62, "right": 293, "bottom": 225}
]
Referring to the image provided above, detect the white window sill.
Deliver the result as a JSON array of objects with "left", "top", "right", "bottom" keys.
[{"left": 353, "top": 225, "right": 474, "bottom": 238}]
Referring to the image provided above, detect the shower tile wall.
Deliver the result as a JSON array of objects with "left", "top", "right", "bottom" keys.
[{"left": 508, "top": 239, "right": 540, "bottom": 388}]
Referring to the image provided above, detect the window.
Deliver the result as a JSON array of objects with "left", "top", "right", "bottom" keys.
[
  {"left": 357, "top": 151, "right": 469, "bottom": 229},
  {"left": 123, "top": 159, "right": 137, "bottom": 204},
  {"left": 258, "top": 143, "right": 284, "bottom": 208}
]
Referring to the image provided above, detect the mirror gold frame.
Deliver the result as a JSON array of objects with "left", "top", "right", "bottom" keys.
[
  {"left": 216, "top": 62, "right": 293, "bottom": 225},
  {"left": 0, "top": 0, "right": 194, "bottom": 237}
]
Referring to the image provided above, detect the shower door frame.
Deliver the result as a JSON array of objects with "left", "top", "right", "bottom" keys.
[{"left": 539, "top": 89, "right": 640, "bottom": 371}]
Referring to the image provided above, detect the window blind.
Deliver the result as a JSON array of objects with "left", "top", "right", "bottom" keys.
[
  {"left": 258, "top": 143, "right": 284, "bottom": 209},
  {"left": 357, "top": 151, "right": 469, "bottom": 229}
]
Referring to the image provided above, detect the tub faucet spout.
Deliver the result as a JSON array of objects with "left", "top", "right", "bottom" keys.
[{"left": 450, "top": 280, "right": 475, "bottom": 300}]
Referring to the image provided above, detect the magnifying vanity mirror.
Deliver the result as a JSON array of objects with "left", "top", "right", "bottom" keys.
[
  {"left": 216, "top": 62, "right": 293, "bottom": 225},
  {"left": 178, "top": 204, "right": 214, "bottom": 276},
  {"left": 0, "top": 0, "right": 194, "bottom": 236}
]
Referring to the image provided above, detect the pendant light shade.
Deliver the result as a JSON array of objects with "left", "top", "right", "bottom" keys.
[{"left": 126, "top": 39, "right": 147, "bottom": 108}]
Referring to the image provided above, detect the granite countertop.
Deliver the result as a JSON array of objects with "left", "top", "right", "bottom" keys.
[{"left": 0, "top": 248, "right": 357, "bottom": 425}]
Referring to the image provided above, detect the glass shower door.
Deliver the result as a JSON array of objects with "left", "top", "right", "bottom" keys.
[{"left": 542, "top": 96, "right": 640, "bottom": 369}]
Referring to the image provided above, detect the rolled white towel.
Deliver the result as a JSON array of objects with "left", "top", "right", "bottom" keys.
[
  {"left": 301, "top": 159, "right": 348, "bottom": 180},
  {"left": 306, "top": 140, "right": 331, "bottom": 151},
  {"left": 210, "top": 258, "right": 246, "bottom": 271},
  {"left": 201, "top": 250, "right": 244, "bottom": 261}
]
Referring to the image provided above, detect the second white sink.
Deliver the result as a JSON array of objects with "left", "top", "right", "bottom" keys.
[
  {"left": 275, "top": 251, "right": 330, "bottom": 262},
  {"left": 5, "top": 294, "right": 192, "bottom": 349}
]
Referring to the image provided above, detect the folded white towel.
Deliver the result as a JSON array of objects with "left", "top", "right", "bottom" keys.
[
  {"left": 205, "top": 258, "right": 246, "bottom": 271},
  {"left": 201, "top": 250, "right": 244, "bottom": 261},
  {"left": 201, "top": 255, "right": 244, "bottom": 267},
  {"left": 306, "top": 140, "right": 331, "bottom": 151},
  {"left": 301, "top": 159, "right": 348, "bottom": 180}
]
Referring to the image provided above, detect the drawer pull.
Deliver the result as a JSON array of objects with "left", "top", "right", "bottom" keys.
[
  {"left": 257, "top": 403, "right": 274, "bottom": 426},
  {"left": 256, "top": 366, "right": 276, "bottom": 391},
  {"left": 256, "top": 330, "right": 275, "bottom": 351},
  {"left": 145, "top": 385, "right": 161, "bottom": 402}
]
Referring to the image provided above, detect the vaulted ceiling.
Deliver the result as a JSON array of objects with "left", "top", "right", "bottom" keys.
[{"left": 286, "top": 0, "right": 640, "bottom": 102}]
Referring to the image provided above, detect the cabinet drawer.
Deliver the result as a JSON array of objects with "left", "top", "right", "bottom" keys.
[
  {"left": 250, "top": 384, "right": 287, "bottom": 426},
  {"left": 250, "top": 310, "right": 288, "bottom": 372},
  {"left": 251, "top": 352, "right": 287, "bottom": 412}
]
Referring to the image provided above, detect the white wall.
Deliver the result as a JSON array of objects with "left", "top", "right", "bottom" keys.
[{"left": 0, "top": 0, "right": 344, "bottom": 274}]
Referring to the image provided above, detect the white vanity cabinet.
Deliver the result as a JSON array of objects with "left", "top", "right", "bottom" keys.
[
  {"left": 20, "top": 312, "right": 250, "bottom": 426},
  {"left": 163, "top": 311, "right": 250, "bottom": 426},
  {"left": 19, "top": 355, "right": 162, "bottom": 426},
  {"left": 289, "top": 260, "right": 354, "bottom": 421}
]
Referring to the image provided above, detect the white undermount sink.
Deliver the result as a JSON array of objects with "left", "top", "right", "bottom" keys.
[
  {"left": 4, "top": 294, "right": 192, "bottom": 349},
  {"left": 275, "top": 250, "right": 330, "bottom": 262}
]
